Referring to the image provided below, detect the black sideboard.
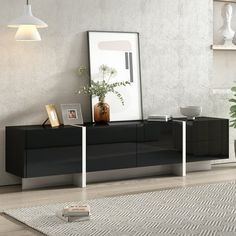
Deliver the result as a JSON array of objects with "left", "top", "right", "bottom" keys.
[{"left": 6, "top": 117, "right": 229, "bottom": 184}]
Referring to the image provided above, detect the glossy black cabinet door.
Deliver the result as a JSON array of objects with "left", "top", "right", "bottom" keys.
[
  {"left": 137, "top": 121, "right": 182, "bottom": 166},
  {"left": 26, "top": 147, "right": 82, "bottom": 177},
  {"left": 173, "top": 118, "right": 229, "bottom": 162},
  {"left": 6, "top": 125, "right": 83, "bottom": 178},
  {"left": 86, "top": 124, "right": 137, "bottom": 172},
  {"left": 6, "top": 128, "right": 26, "bottom": 177},
  {"left": 26, "top": 126, "right": 82, "bottom": 149}
]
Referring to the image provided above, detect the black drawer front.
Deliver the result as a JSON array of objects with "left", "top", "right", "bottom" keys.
[
  {"left": 87, "top": 143, "right": 136, "bottom": 172},
  {"left": 137, "top": 150, "right": 182, "bottom": 166},
  {"left": 26, "top": 127, "right": 82, "bottom": 149},
  {"left": 87, "top": 125, "right": 136, "bottom": 144},
  {"left": 26, "top": 146, "right": 82, "bottom": 177},
  {"left": 137, "top": 122, "right": 181, "bottom": 167}
]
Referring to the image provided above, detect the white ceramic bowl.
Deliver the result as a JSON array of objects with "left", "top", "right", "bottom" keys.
[{"left": 180, "top": 106, "right": 202, "bottom": 119}]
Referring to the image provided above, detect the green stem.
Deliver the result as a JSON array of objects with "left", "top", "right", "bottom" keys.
[
  {"left": 99, "top": 96, "right": 105, "bottom": 103},
  {"left": 107, "top": 74, "right": 112, "bottom": 84}
]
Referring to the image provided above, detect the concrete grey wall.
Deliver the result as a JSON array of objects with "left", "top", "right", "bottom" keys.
[{"left": 0, "top": 0, "right": 218, "bottom": 186}]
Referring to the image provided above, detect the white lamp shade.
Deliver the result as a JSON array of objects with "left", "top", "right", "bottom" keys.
[
  {"left": 8, "top": 5, "right": 47, "bottom": 28},
  {"left": 15, "top": 25, "right": 41, "bottom": 41}
]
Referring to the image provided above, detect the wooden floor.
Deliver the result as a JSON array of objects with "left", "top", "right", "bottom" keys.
[{"left": 1, "top": 163, "right": 236, "bottom": 236}]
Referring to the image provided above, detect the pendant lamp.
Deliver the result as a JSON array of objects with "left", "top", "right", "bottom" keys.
[{"left": 8, "top": 0, "right": 48, "bottom": 41}]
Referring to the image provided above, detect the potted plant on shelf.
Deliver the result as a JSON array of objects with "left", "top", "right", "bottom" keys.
[
  {"left": 229, "top": 84, "right": 236, "bottom": 154},
  {"left": 229, "top": 85, "right": 236, "bottom": 128},
  {"left": 77, "top": 64, "right": 130, "bottom": 123}
]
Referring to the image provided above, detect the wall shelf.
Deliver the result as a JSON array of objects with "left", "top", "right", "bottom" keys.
[{"left": 211, "top": 45, "right": 236, "bottom": 50}]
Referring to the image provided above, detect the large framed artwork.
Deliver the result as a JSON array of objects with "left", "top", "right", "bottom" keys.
[{"left": 88, "top": 31, "right": 143, "bottom": 122}]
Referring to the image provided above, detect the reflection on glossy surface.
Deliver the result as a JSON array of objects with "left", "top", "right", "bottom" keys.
[
  {"left": 87, "top": 125, "right": 137, "bottom": 171},
  {"left": 173, "top": 119, "right": 228, "bottom": 161},
  {"left": 86, "top": 118, "right": 229, "bottom": 172},
  {"left": 137, "top": 122, "right": 182, "bottom": 166}
]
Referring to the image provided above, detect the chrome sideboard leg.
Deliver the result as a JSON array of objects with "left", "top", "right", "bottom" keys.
[
  {"left": 182, "top": 121, "right": 186, "bottom": 177},
  {"left": 72, "top": 125, "right": 86, "bottom": 188},
  {"left": 172, "top": 120, "right": 187, "bottom": 177},
  {"left": 82, "top": 126, "right": 86, "bottom": 187}
]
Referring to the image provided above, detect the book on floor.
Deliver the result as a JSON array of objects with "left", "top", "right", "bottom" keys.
[
  {"left": 56, "top": 210, "right": 90, "bottom": 222},
  {"left": 62, "top": 204, "right": 90, "bottom": 217},
  {"left": 147, "top": 115, "right": 172, "bottom": 122}
]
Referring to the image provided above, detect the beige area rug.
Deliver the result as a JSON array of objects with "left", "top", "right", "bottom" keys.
[{"left": 4, "top": 181, "right": 236, "bottom": 236}]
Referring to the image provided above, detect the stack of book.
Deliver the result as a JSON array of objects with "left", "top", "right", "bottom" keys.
[
  {"left": 147, "top": 115, "right": 172, "bottom": 122},
  {"left": 56, "top": 204, "right": 90, "bottom": 222}
]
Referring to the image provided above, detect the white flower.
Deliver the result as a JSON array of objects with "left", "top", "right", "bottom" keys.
[
  {"left": 109, "top": 68, "right": 117, "bottom": 77},
  {"left": 99, "top": 64, "right": 109, "bottom": 74}
]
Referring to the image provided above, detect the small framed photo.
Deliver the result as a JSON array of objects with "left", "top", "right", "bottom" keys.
[
  {"left": 61, "top": 103, "right": 83, "bottom": 125},
  {"left": 45, "top": 104, "right": 60, "bottom": 127}
]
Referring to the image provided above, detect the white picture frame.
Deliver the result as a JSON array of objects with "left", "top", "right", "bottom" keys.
[
  {"left": 61, "top": 103, "right": 83, "bottom": 125},
  {"left": 88, "top": 31, "right": 143, "bottom": 122}
]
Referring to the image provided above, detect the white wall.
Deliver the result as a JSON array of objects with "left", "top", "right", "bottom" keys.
[{"left": 0, "top": 0, "right": 222, "bottom": 186}]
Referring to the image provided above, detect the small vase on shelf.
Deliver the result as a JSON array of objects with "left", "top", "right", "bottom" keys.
[{"left": 94, "top": 98, "right": 110, "bottom": 123}]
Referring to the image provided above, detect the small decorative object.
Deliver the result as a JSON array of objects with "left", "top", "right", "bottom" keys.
[
  {"left": 180, "top": 106, "right": 202, "bottom": 120},
  {"left": 94, "top": 101, "right": 110, "bottom": 123},
  {"left": 220, "top": 3, "right": 235, "bottom": 45},
  {"left": 56, "top": 211, "right": 90, "bottom": 222},
  {"left": 148, "top": 115, "right": 172, "bottom": 122},
  {"left": 61, "top": 104, "right": 83, "bottom": 125},
  {"left": 62, "top": 204, "right": 90, "bottom": 217},
  {"left": 77, "top": 65, "right": 130, "bottom": 123},
  {"left": 88, "top": 31, "right": 143, "bottom": 121},
  {"left": 56, "top": 204, "right": 90, "bottom": 222},
  {"left": 45, "top": 104, "right": 60, "bottom": 127}
]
